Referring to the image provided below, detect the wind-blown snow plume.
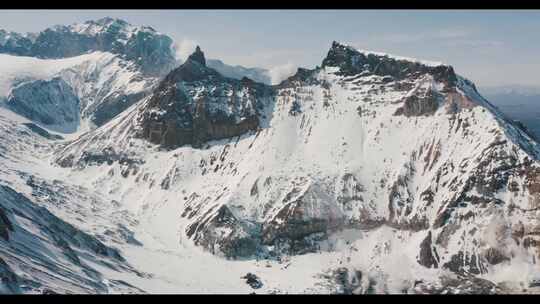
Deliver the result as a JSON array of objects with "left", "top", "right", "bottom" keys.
[
  {"left": 268, "top": 62, "right": 297, "bottom": 84},
  {"left": 173, "top": 38, "right": 199, "bottom": 63}
]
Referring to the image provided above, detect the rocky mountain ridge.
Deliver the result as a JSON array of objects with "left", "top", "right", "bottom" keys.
[{"left": 0, "top": 17, "right": 175, "bottom": 77}]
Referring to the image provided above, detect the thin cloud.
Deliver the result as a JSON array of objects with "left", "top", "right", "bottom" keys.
[
  {"left": 442, "top": 39, "right": 504, "bottom": 48},
  {"left": 173, "top": 38, "right": 198, "bottom": 62},
  {"left": 268, "top": 62, "right": 297, "bottom": 85}
]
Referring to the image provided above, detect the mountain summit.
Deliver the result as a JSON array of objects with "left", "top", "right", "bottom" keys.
[{"left": 187, "top": 45, "right": 206, "bottom": 66}]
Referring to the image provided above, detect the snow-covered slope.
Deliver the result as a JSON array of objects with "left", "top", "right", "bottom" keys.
[
  {"left": 0, "top": 52, "right": 157, "bottom": 133},
  {"left": 0, "top": 107, "right": 145, "bottom": 294},
  {"left": 1, "top": 15, "right": 540, "bottom": 292},
  {"left": 37, "top": 42, "right": 540, "bottom": 293}
]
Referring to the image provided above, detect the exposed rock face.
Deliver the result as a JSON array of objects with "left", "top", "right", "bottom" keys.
[
  {"left": 394, "top": 87, "right": 440, "bottom": 117},
  {"left": 242, "top": 273, "right": 263, "bottom": 289},
  {"left": 278, "top": 67, "right": 320, "bottom": 88},
  {"left": 417, "top": 231, "right": 440, "bottom": 268},
  {"left": 484, "top": 247, "right": 509, "bottom": 265},
  {"left": 414, "top": 276, "right": 502, "bottom": 294},
  {"left": 331, "top": 268, "right": 363, "bottom": 294},
  {"left": 138, "top": 47, "right": 272, "bottom": 149},
  {"left": 185, "top": 204, "right": 259, "bottom": 259},
  {"left": 0, "top": 207, "right": 13, "bottom": 241},
  {"left": 7, "top": 77, "right": 80, "bottom": 132},
  {"left": 261, "top": 183, "right": 345, "bottom": 254},
  {"left": 0, "top": 18, "right": 175, "bottom": 76},
  {"left": 91, "top": 91, "right": 150, "bottom": 127},
  {"left": 0, "top": 257, "right": 20, "bottom": 294},
  {"left": 443, "top": 251, "right": 486, "bottom": 276},
  {"left": 188, "top": 46, "right": 206, "bottom": 66},
  {"left": 322, "top": 41, "right": 457, "bottom": 87}
]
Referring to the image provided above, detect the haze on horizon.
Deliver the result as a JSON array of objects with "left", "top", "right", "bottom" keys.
[{"left": 0, "top": 9, "right": 539, "bottom": 90}]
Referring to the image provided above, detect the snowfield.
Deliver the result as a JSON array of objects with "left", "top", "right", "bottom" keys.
[{"left": 0, "top": 52, "right": 156, "bottom": 135}]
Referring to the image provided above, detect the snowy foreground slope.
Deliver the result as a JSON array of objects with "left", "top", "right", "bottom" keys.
[{"left": 2, "top": 37, "right": 540, "bottom": 293}]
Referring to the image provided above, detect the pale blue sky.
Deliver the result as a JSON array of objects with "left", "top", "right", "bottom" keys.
[{"left": 0, "top": 10, "right": 539, "bottom": 88}]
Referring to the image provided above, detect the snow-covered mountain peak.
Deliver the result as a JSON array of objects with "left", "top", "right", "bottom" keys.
[
  {"left": 326, "top": 41, "right": 447, "bottom": 67},
  {"left": 322, "top": 41, "right": 456, "bottom": 85},
  {"left": 90, "top": 17, "right": 130, "bottom": 27},
  {"left": 66, "top": 17, "right": 157, "bottom": 40},
  {"left": 0, "top": 17, "right": 176, "bottom": 77}
]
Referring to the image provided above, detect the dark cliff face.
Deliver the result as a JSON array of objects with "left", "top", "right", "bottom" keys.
[
  {"left": 322, "top": 41, "right": 457, "bottom": 87},
  {"left": 7, "top": 77, "right": 80, "bottom": 130},
  {"left": 0, "top": 18, "right": 176, "bottom": 76},
  {"left": 0, "top": 30, "right": 33, "bottom": 57},
  {"left": 138, "top": 46, "right": 273, "bottom": 149},
  {"left": 187, "top": 46, "right": 206, "bottom": 66},
  {"left": 277, "top": 67, "right": 320, "bottom": 88},
  {"left": 394, "top": 87, "right": 442, "bottom": 117}
]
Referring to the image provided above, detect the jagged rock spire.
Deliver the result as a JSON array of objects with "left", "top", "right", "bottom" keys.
[{"left": 188, "top": 46, "right": 206, "bottom": 66}]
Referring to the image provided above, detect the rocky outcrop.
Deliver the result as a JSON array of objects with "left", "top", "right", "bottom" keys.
[
  {"left": 442, "top": 251, "right": 486, "bottom": 275},
  {"left": 331, "top": 267, "right": 363, "bottom": 294},
  {"left": 242, "top": 273, "right": 263, "bottom": 289},
  {"left": 414, "top": 276, "right": 502, "bottom": 294},
  {"left": 0, "top": 257, "right": 20, "bottom": 293},
  {"left": 91, "top": 90, "right": 150, "bottom": 127},
  {"left": 7, "top": 77, "right": 80, "bottom": 132},
  {"left": 261, "top": 184, "right": 345, "bottom": 254},
  {"left": 277, "top": 68, "right": 320, "bottom": 88},
  {"left": 187, "top": 46, "right": 206, "bottom": 66},
  {"left": 417, "top": 231, "right": 440, "bottom": 268},
  {"left": 185, "top": 204, "right": 259, "bottom": 259},
  {"left": 0, "top": 207, "right": 13, "bottom": 241},
  {"left": 322, "top": 41, "right": 457, "bottom": 87},
  {"left": 139, "top": 46, "right": 271, "bottom": 149},
  {"left": 394, "top": 87, "right": 440, "bottom": 117}
]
